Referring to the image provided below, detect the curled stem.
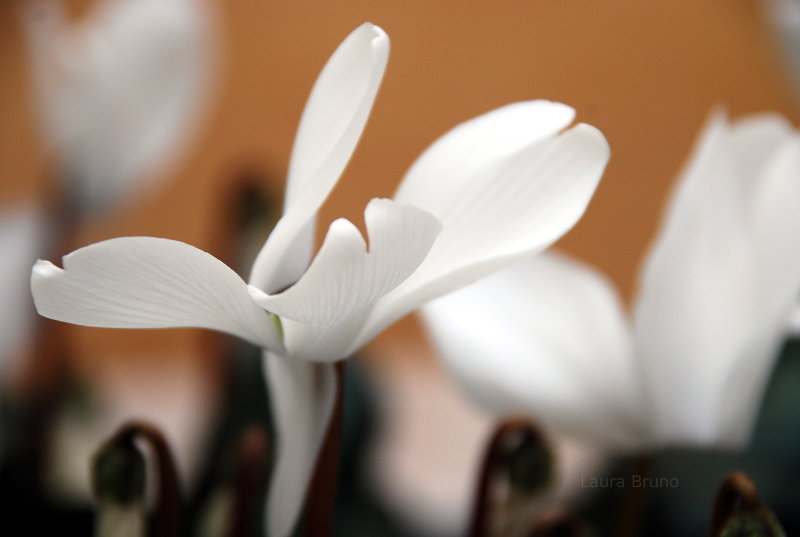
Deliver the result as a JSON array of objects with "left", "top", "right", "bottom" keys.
[
  {"left": 468, "top": 418, "right": 553, "bottom": 537},
  {"left": 94, "top": 421, "right": 183, "bottom": 537}
]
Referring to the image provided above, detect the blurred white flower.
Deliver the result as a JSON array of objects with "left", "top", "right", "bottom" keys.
[
  {"left": 22, "top": 0, "right": 213, "bottom": 213},
  {"left": 30, "top": 23, "right": 610, "bottom": 537},
  {"left": 0, "top": 205, "right": 47, "bottom": 380},
  {"left": 765, "top": 0, "right": 800, "bottom": 94},
  {"left": 422, "top": 111, "right": 800, "bottom": 451}
]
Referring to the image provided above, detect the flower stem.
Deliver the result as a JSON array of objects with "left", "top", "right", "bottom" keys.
[
  {"left": 228, "top": 426, "right": 269, "bottom": 537},
  {"left": 302, "top": 362, "right": 345, "bottom": 537},
  {"left": 527, "top": 508, "right": 590, "bottom": 537},
  {"left": 615, "top": 454, "right": 653, "bottom": 537}
]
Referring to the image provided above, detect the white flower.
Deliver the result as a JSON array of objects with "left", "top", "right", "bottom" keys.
[
  {"left": 30, "top": 23, "right": 610, "bottom": 537},
  {"left": 421, "top": 111, "right": 800, "bottom": 452},
  {"left": 22, "top": 0, "right": 213, "bottom": 212}
]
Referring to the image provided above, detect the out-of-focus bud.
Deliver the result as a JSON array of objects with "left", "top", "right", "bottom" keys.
[
  {"left": 469, "top": 419, "right": 555, "bottom": 537},
  {"left": 92, "top": 426, "right": 147, "bottom": 537},
  {"left": 92, "top": 422, "right": 182, "bottom": 537},
  {"left": 710, "top": 472, "right": 785, "bottom": 537}
]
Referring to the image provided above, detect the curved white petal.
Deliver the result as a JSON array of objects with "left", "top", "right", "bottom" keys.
[
  {"left": 716, "top": 132, "right": 800, "bottom": 447},
  {"left": 632, "top": 113, "right": 799, "bottom": 447},
  {"left": 31, "top": 237, "right": 284, "bottom": 351},
  {"left": 0, "top": 205, "right": 48, "bottom": 373},
  {"left": 727, "top": 114, "right": 793, "bottom": 191},
  {"left": 352, "top": 108, "right": 609, "bottom": 352},
  {"left": 750, "top": 134, "right": 800, "bottom": 322},
  {"left": 263, "top": 352, "right": 337, "bottom": 537},
  {"left": 634, "top": 113, "right": 754, "bottom": 446},
  {"left": 421, "top": 252, "right": 645, "bottom": 449},
  {"left": 394, "top": 101, "right": 576, "bottom": 205},
  {"left": 280, "top": 310, "right": 370, "bottom": 363},
  {"left": 249, "top": 199, "right": 441, "bottom": 325},
  {"left": 23, "top": 0, "right": 213, "bottom": 213},
  {"left": 249, "top": 23, "right": 389, "bottom": 293}
]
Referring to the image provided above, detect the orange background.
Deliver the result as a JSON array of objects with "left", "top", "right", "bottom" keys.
[{"left": 1, "top": 0, "right": 799, "bottom": 401}]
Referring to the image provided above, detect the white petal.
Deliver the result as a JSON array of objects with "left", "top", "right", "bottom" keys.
[
  {"left": 420, "top": 252, "right": 645, "bottom": 448},
  {"left": 0, "top": 205, "right": 48, "bottom": 373},
  {"left": 716, "top": 133, "right": 800, "bottom": 447},
  {"left": 249, "top": 199, "right": 441, "bottom": 325},
  {"left": 751, "top": 134, "right": 800, "bottom": 320},
  {"left": 279, "top": 311, "right": 370, "bottom": 363},
  {"left": 353, "top": 109, "right": 609, "bottom": 352},
  {"left": 31, "top": 237, "right": 283, "bottom": 351},
  {"left": 633, "top": 113, "right": 760, "bottom": 446},
  {"left": 263, "top": 352, "right": 337, "bottom": 537},
  {"left": 727, "top": 114, "right": 793, "bottom": 192},
  {"left": 249, "top": 23, "right": 389, "bottom": 293},
  {"left": 394, "top": 101, "right": 576, "bottom": 205},
  {"left": 23, "top": 0, "right": 213, "bottom": 213}
]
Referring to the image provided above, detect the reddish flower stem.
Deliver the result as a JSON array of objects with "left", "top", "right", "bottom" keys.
[{"left": 302, "top": 362, "right": 345, "bottom": 537}]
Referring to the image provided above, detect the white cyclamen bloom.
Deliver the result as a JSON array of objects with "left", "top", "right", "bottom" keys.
[
  {"left": 30, "top": 23, "right": 610, "bottom": 537},
  {"left": 22, "top": 0, "right": 212, "bottom": 212},
  {"left": 422, "top": 111, "right": 800, "bottom": 452}
]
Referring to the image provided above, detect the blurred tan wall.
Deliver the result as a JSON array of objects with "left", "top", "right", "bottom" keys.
[{"left": 2, "top": 0, "right": 799, "bottom": 371}]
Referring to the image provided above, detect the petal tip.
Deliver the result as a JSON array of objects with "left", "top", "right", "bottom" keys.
[
  {"left": 32, "top": 259, "right": 60, "bottom": 278},
  {"left": 571, "top": 122, "right": 611, "bottom": 160},
  {"left": 358, "top": 21, "right": 389, "bottom": 44}
]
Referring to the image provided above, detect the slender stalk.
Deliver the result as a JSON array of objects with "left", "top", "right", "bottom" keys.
[
  {"left": 527, "top": 508, "right": 589, "bottom": 537},
  {"left": 228, "top": 426, "right": 269, "bottom": 537},
  {"left": 615, "top": 454, "right": 653, "bottom": 537},
  {"left": 302, "top": 362, "right": 345, "bottom": 537}
]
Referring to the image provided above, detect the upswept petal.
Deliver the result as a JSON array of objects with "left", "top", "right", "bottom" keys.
[
  {"left": 750, "top": 134, "right": 800, "bottom": 321},
  {"left": 726, "top": 114, "right": 793, "bottom": 195},
  {"left": 263, "top": 352, "right": 337, "bottom": 537},
  {"left": 394, "top": 101, "right": 576, "bottom": 205},
  {"left": 249, "top": 23, "right": 389, "bottom": 293},
  {"left": 30, "top": 237, "right": 284, "bottom": 351},
  {"left": 249, "top": 198, "right": 441, "bottom": 326},
  {"left": 633, "top": 113, "right": 759, "bottom": 446},
  {"left": 716, "top": 133, "right": 800, "bottom": 447},
  {"left": 421, "top": 252, "right": 645, "bottom": 448},
  {"left": 352, "top": 114, "right": 609, "bottom": 352}
]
